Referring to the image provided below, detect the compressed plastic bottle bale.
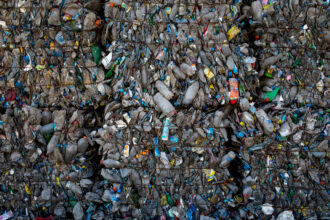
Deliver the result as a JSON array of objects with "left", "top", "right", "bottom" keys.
[{"left": 0, "top": 0, "right": 329, "bottom": 218}]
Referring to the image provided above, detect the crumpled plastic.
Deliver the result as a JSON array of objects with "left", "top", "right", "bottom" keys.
[{"left": 0, "top": 0, "right": 329, "bottom": 219}]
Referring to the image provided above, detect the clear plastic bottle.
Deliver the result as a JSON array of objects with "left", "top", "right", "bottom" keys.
[
  {"left": 77, "top": 136, "right": 89, "bottom": 154},
  {"left": 220, "top": 151, "right": 236, "bottom": 167},
  {"left": 66, "top": 181, "right": 83, "bottom": 195},
  {"left": 47, "top": 133, "right": 59, "bottom": 154},
  {"left": 153, "top": 93, "right": 175, "bottom": 114},
  {"left": 65, "top": 144, "right": 77, "bottom": 162},
  {"left": 251, "top": 1, "right": 263, "bottom": 21},
  {"left": 101, "top": 158, "right": 123, "bottom": 169},
  {"left": 155, "top": 80, "right": 174, "bottom": 100},
  {"left": 255, "top": 109, "right": 274, "bottom": 135},
  {"left": 182, "top": 82, "right": 199, "bottom": 105},
  {"left": 73, "top": 202, "right": 84, "bottom": 220},
  {"left": 40, "top": 123, "right": 55, "bottom": 135}
]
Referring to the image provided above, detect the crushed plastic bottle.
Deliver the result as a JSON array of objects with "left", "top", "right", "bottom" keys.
[{"left": 0, "top": 0, "right": 329, "bottom": 219}]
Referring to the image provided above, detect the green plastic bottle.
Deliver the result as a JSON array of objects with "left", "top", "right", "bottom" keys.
[
  {"left": 239, "top": 83, "right": 244, "bottom": 96},
  {"left": 288, "top": 188, "right": 294, "bottom": 202},
  {"left": 44, "top": 133, "right": 52, "bottom": 144},
  {"left": 264, "top": 87, "right": 280, "bottom": 102},
  {"left": 91, "top": 45, "right": 101, "bottom": 65},
  {"left": 105, "top": 65, "right": 115, "bottom": 78},
  {"left": 166, "top": 192, "right": 174, "bottom": 206},
  {"left": 293, "top": 58, "right": 301, "bottom": 67},
  {"left": 149, "top": 14, "right": 155, "bottom": 25},
  {"left": 292, "top": 113, "right": 298, "bottom": 124},
  {"left": 69, "top": 197, "right": 77, "bottom": 207},
  {"left": 264, "top": 69, "right": 273, "bottom": 78},
  {"left": 260, "top": 161, "right": 265, "bottom": 170}
]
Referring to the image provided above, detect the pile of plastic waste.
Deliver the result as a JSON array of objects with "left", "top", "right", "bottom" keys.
[{"left": 0, "top": 0, "right": 329, "bottom": 219}]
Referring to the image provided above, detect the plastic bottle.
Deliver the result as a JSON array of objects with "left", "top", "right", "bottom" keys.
[
  {"left": 65, "top": 144, "right": 78, "bottom": 162},
  {"left": 239, "top": 98, "right": 250, "bottom": 111},
  {"left": 155, "top": 80, "right": 174, "bottom": 100},
  {"left": 91, "top": 45, "right": 101, "bottom": 65},
  {"left": 226, "top": 56, "right": 238, "bottom": 72},
  {"left": 195, "top": 195, "right": 208, "bottom": 210},
  {"left": 276, "top": 211, "right": 294, "bottom": 220},
  {"left": 53, "top": 110, "right": 66, "bottom": 131},
  {"left": 153, "top": 93, "right": 175, "bottom": 114},
  {"left": 40, "top": 123, "right": 55, "bottom": 135},
  {"left": 55, "top": 31, "right": 66, "bottom": 45},
  {"left": 73, "top": 202, "right": 84, "bottom": 220},
  {"left": 47, "top": 134, "right": 59, "bottom": 154},
  {"left": 41, "top": 109, "right": 52, "bottom": 125},
  {"left": 220, "top": 151, "right": 236, "bottom": 167},
  {"left": 161, "top": 118, "right": 170, "bottom": 141},
  {"left": 229, "top": 78, "right": 239, "bottom": 104},
  {"left": 261, "top": 53, "right": 283, "bottom": 69},
  {"left": 66, "top": 181, "right": 83, "bottom": 195},
  {"left": 243, "top": 187, "right": 252, "bottom": 203},
  {"left": 251, "top": 1, "right": 263, "bottom": 21},
  {"left": 200, "top": 51, "right": 211, "bottom": 66},
  {"left": 180, "top": 63, "right": 196, "bottom": 76},
  {"left": 141, "top": 65, "right": 148, "bottom": 88},
  {"left": 255, "top": 109, "right": 274, "bottom": 135},
  {"left": 166, "top": 192, "right": 174, "bottom": 206},
  {"left": 182, "top": 82, "right": 199, "bottom": 105},
  {"left": 169, "top": 62, "right": 186, "bottom": 80},
  {"left": 40, "top": 188, "right": 51, "bottom": 201},
  {"left": 77, "top": 136, "right": 89, "bottom": 154},
  {"left": 101, "top": 158, "right": 123, "bottom": 168}
]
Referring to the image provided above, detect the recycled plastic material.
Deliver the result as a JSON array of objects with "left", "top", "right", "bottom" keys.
[{"left": 0, "top": 0, "right": 329, "bottom": 219}]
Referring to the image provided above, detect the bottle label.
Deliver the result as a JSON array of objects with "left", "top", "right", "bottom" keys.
[
  {"left": 102, "top": 52, "right": 113, "bottom": 68},
  {"left": 229, "top": 78, "right": 239, "bottom": 104},
  {"left": 161, "top": 118, "right": 170, "bottom": 140},
  {"left": 204, "top": 67, "right": 214, "bottom": 79},
  {"left": 227, "top": 26, "right": 240, "bottom": 41},
  {"left": 123, "top": 145, "right": 129, "bottom": 157}
]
